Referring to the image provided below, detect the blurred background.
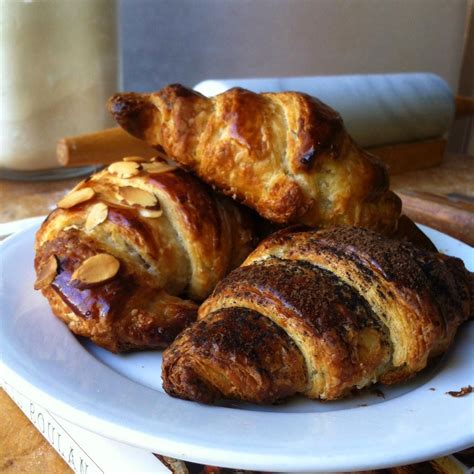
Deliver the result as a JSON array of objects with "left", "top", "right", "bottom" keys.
[{"left": 120, "top": 0, "right": 473, "bottom": 154}]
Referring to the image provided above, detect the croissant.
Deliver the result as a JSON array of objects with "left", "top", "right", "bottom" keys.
[
  {"left": 108, "top": 84, "right": 401, "bottom": 234},
  {"left": 162, "top": 226, "right": 472, "bottom": 404},
  {"left": 34, "top": 157, "right": 260, "bottom": 353}
]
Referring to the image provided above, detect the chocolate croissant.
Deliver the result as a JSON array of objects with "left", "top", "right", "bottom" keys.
[
  {"left": 162, "top": 226, "right": 472, "bottom": 404},
  {"left": 108, "top": 84, "right": 401, "bottom": 234},
  {"left": 34, "top": 157, "right": 260, "bottom": 353}
]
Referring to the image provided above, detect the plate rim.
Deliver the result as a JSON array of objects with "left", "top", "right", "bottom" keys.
[{"left": 1, "top": 222, "right": 473, "bottom": 472}]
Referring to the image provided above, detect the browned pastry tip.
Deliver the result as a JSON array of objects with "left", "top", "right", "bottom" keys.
[
  {"left": 162, "top": 226, "right": 472, "bottom": 404},
  {"left": 34, "top": 154, "right": 261, "bottom": 352},
  {"left": 162, "top": 307, "right": 307, "bottom": 404},
  {"left": 108, "top": 92, "right": 156, "bottom": 142},
  {"left": 392, "top": 215, "right": 437, "bottom": 252},
  {"left": 108, "top": 84, "right": 401, "bottom": 233}
]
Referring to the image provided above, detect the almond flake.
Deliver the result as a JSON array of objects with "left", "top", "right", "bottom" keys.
[
  {"left": 63, "top": 224, "right": 81, "bottom": 231},
  {"left": 70, "top": 253, "right": 120, "bottom": 289},
  {"left": 122, "top": 156, "right": 148, "bottom": 163},
  {"left": 57, "top": 188, "right": 95, "bottom": 209},
  {"left": 107, "top": 161, "right": 141, "bottom": 178},
  {"left": 85, "top": 202, "right": 108, "bottom": 231},
  {"left": 34, "top": 255, "right": 58, "bottom": 290},
  {"left": 151, "top": 149, "right": 170, "bottom": 161},
  {"left": 119, "top": 186, "right": 157, "bottom": 207},
  {"left": 142, "top": 162, "right": 177, "bottom": 175},
  {"left": 139, "top": 208, "right": 163, "bottom": 218}
]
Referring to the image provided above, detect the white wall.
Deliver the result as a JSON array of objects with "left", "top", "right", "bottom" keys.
[{"left": 121, "top": 0, "right": 468, "bottom": 92}]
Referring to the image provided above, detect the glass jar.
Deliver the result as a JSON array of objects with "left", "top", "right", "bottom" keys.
[{"left": 0, "top": 0, "right": 119, "bottom": 180}]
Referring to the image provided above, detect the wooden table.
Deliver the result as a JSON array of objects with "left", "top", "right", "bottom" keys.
[
  {"left": 1, "top": 154, "right": 473, "bottom": 473},
  {"left": 392, "top": 154, "right": 474, "bottom": 245}
]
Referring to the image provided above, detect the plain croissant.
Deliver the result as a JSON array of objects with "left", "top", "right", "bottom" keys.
[
  {"left": 34, "top": 157, "right": 260, "bottom": 353},
  {"left": 162, "top": 226, "right": 472, "bottom": 404},
  {"left": 108, "top": 84, "right": 401, "bottom": 234}
]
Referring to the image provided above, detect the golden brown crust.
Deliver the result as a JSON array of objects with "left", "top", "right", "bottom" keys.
[
  {"left": 34, "top": 157, "right": 260, "bottom": 352},
  {"left": 162, "top": 226, "right": 472, "bottom": 403},
  {"left": 108, "top": 84, "right": 401, "bottom": 233}
]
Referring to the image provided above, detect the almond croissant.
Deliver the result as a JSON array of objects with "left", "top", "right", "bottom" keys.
[
  {"left": 162, "top": 226, "right": 472, "bottom": 404},
  {"left": 34, "top": 157, "right": 260, "bottom": 352},
  {"left": 108, "top": 84, "right": 401, "bottom": 234}
]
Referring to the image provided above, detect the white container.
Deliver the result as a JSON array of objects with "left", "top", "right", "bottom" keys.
[{"left": 0, "top": 0, "right": 118, "bottom": 180}]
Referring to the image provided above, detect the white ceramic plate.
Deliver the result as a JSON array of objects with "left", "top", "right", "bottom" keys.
[{"left": 1, "top": 221, "right": 473, "bottom": 472}]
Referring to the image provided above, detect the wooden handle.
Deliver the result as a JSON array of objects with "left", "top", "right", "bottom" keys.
[
  {"left": 61, "top": 128, "right": 448, "bottom": 175},
  {"left": 397, "top": 189, "right": 474, "bottom": 246},
  {"left": 368, "top": 138, "right": 445, "bottom": 175},
  {"left": 455, "top": 95, "right": 474, "bottom": 119},
  {"left": 57, "top": 127, "right": 156, "bottom": 167}
]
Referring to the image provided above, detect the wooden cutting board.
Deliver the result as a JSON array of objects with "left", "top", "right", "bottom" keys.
[
  {"left": 391, "top": 154, "right": 474, "bottom": 247},
  {"left": 397, "top": 190, "right": 474, "bottom": 246}
]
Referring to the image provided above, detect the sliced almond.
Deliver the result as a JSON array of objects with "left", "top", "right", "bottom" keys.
[
  {"left": 139, "top": 208, "right": 163, "bottom": 218},
  {"left": 107, "top": 161, "right": 141, "bottom": 178},
  {"left": 85, "top": 202, "right": 108, "bottom": 231},
  {"left": 63, "top": 224, "right": 81, "bottom": 232},
  {"left": 142, "top": 162, "right": 177, "bottom": 175},
  {"left": 151, "top": 149, "right": 170, "bottom": 161},
  {"left": 95, "top": 184, "right": 124, "bottom": 205},
  {"left": 119, "top": 186, "right": 157, "bottom": 207},
  {"left": 57, "top": 188, "right": 95, "bottom": 209},
  {"left": 122, "top": 156, "right": 148, "bottom": 163},
  {"left": 70, "top": 253, "right": 120, "bottom": 289},
  {"left": 34, "top": 255, "right": 58, "bottom": 290}
]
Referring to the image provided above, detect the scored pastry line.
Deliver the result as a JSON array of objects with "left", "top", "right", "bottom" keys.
[
  {"left": 246, "top": 243, "right": 435, "bottom": 376},
  {"left": 89, "top": 174, "right": 192, "bottom": 293},
  {"left": 200, "top": 291, "right": 322, "bottom": 397},
  {"left": 270, "top": 94, "right": 294, "bottom": 184},
  {"left": 141, "top": 184, "right": 196, "bottom": 297}
]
